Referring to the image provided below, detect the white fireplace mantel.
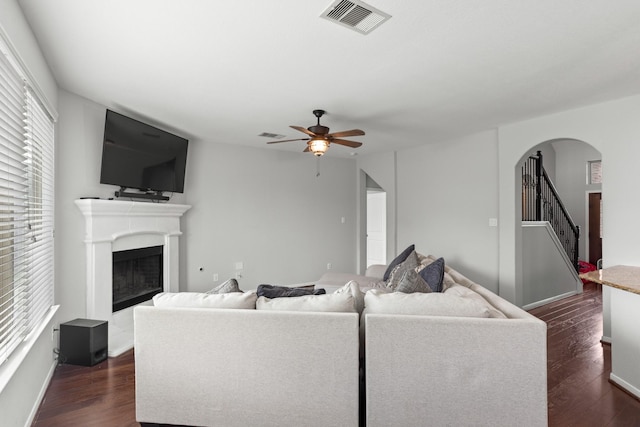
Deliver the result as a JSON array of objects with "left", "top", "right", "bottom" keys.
[{"left": 75, "top": 199, "right": 191, "bottom": 356}]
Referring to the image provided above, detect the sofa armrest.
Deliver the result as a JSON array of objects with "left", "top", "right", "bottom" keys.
[
  {"left": 365, "top": 314, "right": 547, "bottom": 427},
  {"left": 135, "top": 307, "right": 360, "bottom": 427}
]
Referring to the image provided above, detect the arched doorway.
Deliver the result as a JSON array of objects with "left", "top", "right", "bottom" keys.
[{"left": 516, "top": 138, "right": 602, "bottom": 308}]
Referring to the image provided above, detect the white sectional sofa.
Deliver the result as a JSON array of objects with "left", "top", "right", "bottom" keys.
[
  {"left": 135, "top": 307, "right": 360, "bottom": 427},
  {"left": 134, "top": 253, "right": 548, "bottom": 427},
  {"left": 364, "top": 261, "right": 548, "bottom": 427}
]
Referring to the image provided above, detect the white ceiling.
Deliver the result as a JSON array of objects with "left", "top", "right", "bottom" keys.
[{"left": 17, "top": 0, "right": 640, "bottom": 157}]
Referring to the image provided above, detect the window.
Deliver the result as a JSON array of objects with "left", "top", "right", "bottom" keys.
[
  {"left": 588, "top": 160, "right": 602, "bottom": 185},
  {"left": 0, "top": 42, "right": 55, "bottom": 366}
]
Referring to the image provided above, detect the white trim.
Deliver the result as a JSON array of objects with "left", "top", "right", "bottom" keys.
[
  {"left": 0, "top": 305, "right": 59, "bottom": 395},
  {"left": 24, "top": 355, "right": 58, "bottom": 427},
  {"left": 522, "top": 291, "right": 580, "bottom": 311},
  {"left": 610, "top": 373, "right": 640, "bottom": 400},
  {"left": 75, "top": 199, "right": 191, "bottom": 356}
]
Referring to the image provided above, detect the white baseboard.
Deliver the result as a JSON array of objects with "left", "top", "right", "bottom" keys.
[
  {"left": 610, "top": 373, "right": 640, "bottom": 399},
  {"left": 522, "top": 291, "right": 579, "bottom": 311},
  {"left": 24, "top": 359, "right": 58, "bottom": 427}
]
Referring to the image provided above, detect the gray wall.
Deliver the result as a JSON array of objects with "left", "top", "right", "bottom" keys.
[
  {"left": 498, "top": 94, "right": 640, "bottom": 339},
  {"left": 522, "top": 223, "right": 582, "bottom": 307},
  {"left": 359, "top": 129, "right": 500, "bottom": 293},
  {"left": 55, "top": 90, "right": 358, "bottom": 326}
]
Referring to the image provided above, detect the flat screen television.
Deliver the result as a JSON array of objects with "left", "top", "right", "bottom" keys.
[{"left": 100, "top": 109, "right": 188, "bottom": 195}]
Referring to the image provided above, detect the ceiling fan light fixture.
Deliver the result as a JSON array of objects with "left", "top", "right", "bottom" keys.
[{"left": 309, "top": 138, "right": 329, "bottom": 156}]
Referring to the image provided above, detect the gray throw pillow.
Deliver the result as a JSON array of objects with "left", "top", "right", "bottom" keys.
[
  {"left": 386, "top": 250, "right": 419, "bottom": 290},
  {"left": 418, "top": 257, "right": 445, "bottom": 292},
  {"left": 394, "top": 268, "right": 432, "bottom": 294},
  {"left": 382, "top": 244, "right": 415, "bottom": 281},
  {"left": 207, "top": 278, "right": 241, "bottom": 294}
]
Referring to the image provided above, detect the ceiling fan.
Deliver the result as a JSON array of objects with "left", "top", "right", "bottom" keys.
[{"left": 267, "top": 109, "right": 364, "bottom": 156}]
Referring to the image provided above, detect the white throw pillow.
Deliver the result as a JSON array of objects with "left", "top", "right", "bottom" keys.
[
  {"left": 363, "top": 289, "right": 490, "bottom": 318},
  {"left": 333, "top": 280, "right": 365, "bottom": 314},
  {"left": 206, "top": 278, "right": 242, "bottom": 294},
  {"left": 152, "top": 291, "right": 257, "bottom": 309},
  {"left": 256, "top": 292, "right": 356, "bottom": 313}
]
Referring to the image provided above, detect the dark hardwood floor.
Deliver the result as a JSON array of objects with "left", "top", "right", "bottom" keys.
[
  {"left": 32, "top": 282, "right": 640, "bottom": 426},
  {"left": 529, "top": 282, "right": 640, "bottom": 426}
]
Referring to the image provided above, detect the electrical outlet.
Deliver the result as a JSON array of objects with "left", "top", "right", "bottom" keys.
[
  {"left": 327, "top": 263, "right": 332, "bottom": 270},
  {"left": 235, "top": 272, "right": 242, "bottom": 279},
  {"left": 213, "top": 273, "right": 219, "bottom": 282},
  {"left": 235, "top": 261, "right": 244, "bottom": 270}
]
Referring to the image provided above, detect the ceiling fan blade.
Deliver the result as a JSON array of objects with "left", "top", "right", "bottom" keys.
[
  {"left": 328, "top": 129, "right": 365, "bottom": 138},
  {"left": 303, "top": 147, "right": 310, "bottom": 152},
  {"left": 267, "top": 138, "right": 310, "bottom": 144},
  {"left": 290, "top": 125, "right": 316, "bottom": 136},
  {"left": 331, "top": 138, "right": 363, "bottom": 148}
]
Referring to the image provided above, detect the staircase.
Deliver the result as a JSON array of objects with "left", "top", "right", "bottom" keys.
[{"left": 522, "top": 151, "right": 580, "bottom": 272}]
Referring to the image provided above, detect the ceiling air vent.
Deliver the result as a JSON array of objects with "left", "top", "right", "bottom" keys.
[{"left": 321, "top": 0, "right": 391, "bottom": 35}]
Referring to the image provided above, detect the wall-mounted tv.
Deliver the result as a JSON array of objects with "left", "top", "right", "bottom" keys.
[{"left": 100, "top": 110, "right": 188, "bottom": 196}]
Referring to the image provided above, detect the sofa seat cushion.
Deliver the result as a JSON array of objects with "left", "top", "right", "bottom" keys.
[
  {"left": 153, "top": 291, "right": 257, "bottom": 309},
  {"left": 256, "top": 292, "right": 356, "bottom": 313}
]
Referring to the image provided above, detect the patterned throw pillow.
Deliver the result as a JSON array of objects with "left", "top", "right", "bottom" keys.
[
  {"left": 394, "top": 268, "right": 432, "bottom": 294},
  {"left": 386, "top": 250, "right": 419, "bottom": 290},
  {"left": 207, "top": 278, "right": 241, "bottom": 294},
  {"left": 418, "top": 257, "right": 445, "bottom": 292},
  {"left": 382, "top": 244, "right": 415, "bottom": 281}
]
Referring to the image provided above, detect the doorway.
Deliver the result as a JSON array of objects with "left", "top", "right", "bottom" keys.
[
  {"left": 588, "top": 192, "right": 602, "bottom": 265},
  {"left": 366, "top": 189, "right": 386, "bottom": 267}
]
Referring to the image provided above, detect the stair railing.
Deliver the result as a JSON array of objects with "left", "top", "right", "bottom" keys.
[{"left": 522, "top": 151, "right": 580, "bottom": 272}]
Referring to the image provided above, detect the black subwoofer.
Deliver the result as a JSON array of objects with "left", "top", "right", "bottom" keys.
[{"left": 59, "top": 318, "right": 108, "bottom": 366}]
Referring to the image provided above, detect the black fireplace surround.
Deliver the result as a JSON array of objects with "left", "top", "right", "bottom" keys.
[{"left": 112, "top": 245, "right": 163, "bottom": 312}]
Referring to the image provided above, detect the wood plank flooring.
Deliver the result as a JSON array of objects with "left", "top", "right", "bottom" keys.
[
  {"left": 529, "top": 282, "right": 640, "bottom": 426},
  {"left": 32, "top": 282, "right": 640, "bottom": 426}
]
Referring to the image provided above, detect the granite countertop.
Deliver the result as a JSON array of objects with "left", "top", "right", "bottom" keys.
[{"left": 580, "top": 265, "right": 640, "bottom": 295}]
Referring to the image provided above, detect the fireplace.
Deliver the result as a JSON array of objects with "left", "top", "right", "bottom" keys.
[
  {"left": 112, "top": 245, "right": 163, "bottom": 312},
  {"left": 75, "top": 199, "right": 191, "bottom": 357}
]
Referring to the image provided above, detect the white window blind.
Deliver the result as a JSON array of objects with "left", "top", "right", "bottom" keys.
[{"left": 0, "top": 44, "right": 55, "bottom": 365}]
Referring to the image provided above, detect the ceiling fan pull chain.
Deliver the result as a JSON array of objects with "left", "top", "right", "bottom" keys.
[{"left": 316, "top": 157, "right": 321, "bottom": 177}]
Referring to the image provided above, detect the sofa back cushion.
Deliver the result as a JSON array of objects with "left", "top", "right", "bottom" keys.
[
  {"left": 256, "top": 292, "right": 356, "bottom": 313},
  {"left": 363, "top": 289, "right": 490, "bottom": 318},
  {"left": 153, "top": 291, "right": 257, "bottom": 309},
  {"left": 443, "top": 284, "right": 507, "bottom": 318}
]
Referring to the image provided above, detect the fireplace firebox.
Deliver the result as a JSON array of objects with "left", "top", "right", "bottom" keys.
[{"left": 112, "top": 245, "right": 163, "bottom": 312}]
